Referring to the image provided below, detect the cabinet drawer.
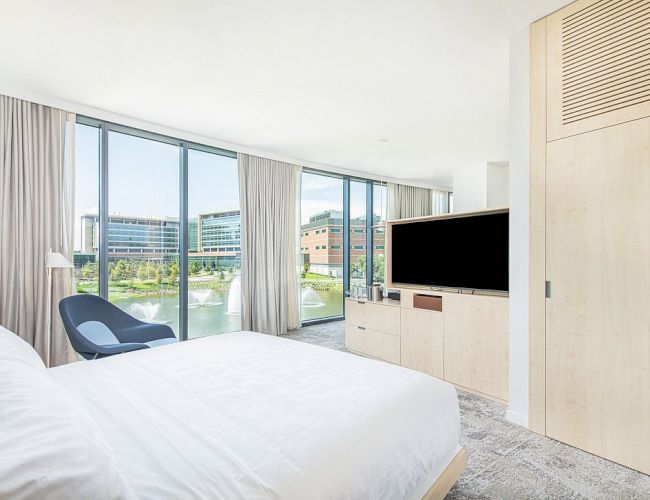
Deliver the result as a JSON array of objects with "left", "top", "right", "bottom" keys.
[
  {"left": 345, "top": 324, "right": 400, "bottom": 364},
  {"left": 345, "top": 300, "right": 400, "bottom": 335}
]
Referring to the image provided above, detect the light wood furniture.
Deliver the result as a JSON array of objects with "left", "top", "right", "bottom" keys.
[
  {"left": 345, "top": 287, "right": 509, "bottom": 402},
  {"left": 345, "top": 298, "right": 401, "bottom": 365},
  {"left": 530, "top": 0, "right": 650, "bottom": 475},
  {"left": 421, "top": 447, "right": 467, "bottom": 500}
]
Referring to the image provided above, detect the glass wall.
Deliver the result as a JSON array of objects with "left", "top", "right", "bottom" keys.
[
  {"left": 299, "top": 172, "right": 344, "bottom": 321},
  {"left": 107, "top": 131, "right": 181, "bottom": 337},
  {"left": 372, "top": 183, "right": 387, "bottom": 283},
  {"left": 187, "top": 148, "right": 241, "bottom": 338},
  {"left": 349, "top": 180, "right": 367, "bottom": 292},
  {"left": 73, "top": 123, "right": 100, "bottom": 294}
]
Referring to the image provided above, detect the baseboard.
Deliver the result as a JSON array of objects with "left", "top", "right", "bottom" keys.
[{"left": 505, "top": 409, "right": 529, "bottom": 428}]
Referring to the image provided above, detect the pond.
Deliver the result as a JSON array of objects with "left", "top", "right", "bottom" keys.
[{"left": 110, "top": 287, "right": 343, "bottom": 337}]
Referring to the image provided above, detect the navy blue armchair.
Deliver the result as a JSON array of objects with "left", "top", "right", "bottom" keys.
[{"left": 59, "top": 295, "right": 177, "bottom": 360}]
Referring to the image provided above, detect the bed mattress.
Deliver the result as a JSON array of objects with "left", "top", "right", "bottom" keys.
[{"left": 50, "top": 331, "right": 461, "bottom": 499}]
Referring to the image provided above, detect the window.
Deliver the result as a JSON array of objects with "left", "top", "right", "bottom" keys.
[
  {"left": 300, "top": 172, "right": 344, "bottom": 321},
  {"left": 349, "top": 180, "right": 367, "bottom": 290},
  {"left": 372, "top": 183, "right": 387, "bottom": 283},
  {"left": 73, "top": 123, "right": 100, "bottom": 294},
  {"left": 330, "top": 228, "right": 342, "bottom": 233},
  {"left": 107, "top": 131, "right": 181, "bottom": 337},
  {"left": 73, "top": 117, "right": 239, "bottom": 341},
  {"left": 331, "top": 245, "right": 341, "bottom": 250},
  {"left": 187, "top": 149, "right": 241, "bottom": 339}
]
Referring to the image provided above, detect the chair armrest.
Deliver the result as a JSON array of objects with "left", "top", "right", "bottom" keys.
[
  {"left": 94, "top": 343, "right": 149, "bottom": 356},
  {"left": 114, "top": 323, "right": 176, "bottom": 344}
]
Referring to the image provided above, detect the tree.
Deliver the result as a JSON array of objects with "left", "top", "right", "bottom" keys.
[
  {"left": 303, "top": 263, "right": 310, "bottom": 275},
  {"left": 169, "top": 262, "right": 179, "bottom": 282},
  {"left": 189, "top": 260, "right": 201, "bottom": 276},
  {"left": 373, "top": 255, "right": 385, "bottom": 283}
]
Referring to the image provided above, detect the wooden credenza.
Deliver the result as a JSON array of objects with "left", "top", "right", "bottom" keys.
[{"left": 345, "top": 288, "right": 509, "bottom": 402}]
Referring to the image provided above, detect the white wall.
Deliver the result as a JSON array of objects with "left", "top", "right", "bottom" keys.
[
  {"left": 506, "top": 27, "right": 530, "bottom": 428},
  {"left": 452, "top": 164, "right": 488, "bottom": 212},
  {"left": 452, "top": 162, "right": 509, "bottom": 212},
  {"left": 487, "top": 162, "right": 510, "bottom": 207}
]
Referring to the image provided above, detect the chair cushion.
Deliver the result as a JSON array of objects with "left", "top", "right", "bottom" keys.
[
  {"left": 0, "top": 326, "right": 46, "bottom": 371},
  {"left": 77, "top": 321, "right": 120, "bottom": 346},
  {"left": 144, "top": 338, "right": 178, "bottom": 348}
]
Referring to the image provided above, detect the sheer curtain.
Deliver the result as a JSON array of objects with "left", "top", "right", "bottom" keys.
[
  {"left": 238, "top": 153, "right": 300, "bottom": 335},
  {"left": 432, "top": 189, "right": 450, "bottom": 214},
  {"left": 387, "top": 182, "right": 432, "bottom": 219},
  {"left": 0, "top": 95, "right": 75, "bottom": 366}
]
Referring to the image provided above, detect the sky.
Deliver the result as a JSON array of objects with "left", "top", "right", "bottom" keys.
[{"left": 75, "top": 123, "right": 387, "bottom": 251}]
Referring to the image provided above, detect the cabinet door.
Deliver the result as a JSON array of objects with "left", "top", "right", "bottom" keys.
[
  {"left": 443, "top": 294, "right": 508, "bottom": 401},
  {"left": 400, "top": 309, "right": 443, "bottom": 378},
  {"left": 546, "top": 118, "right": 650, "bottom": 474}
]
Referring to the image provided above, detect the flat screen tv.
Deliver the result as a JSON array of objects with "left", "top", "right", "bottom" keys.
[{"left": 389, "top": 210, "right": 509, "bottom": 292}]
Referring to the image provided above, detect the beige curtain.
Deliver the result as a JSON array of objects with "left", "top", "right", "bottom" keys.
[
  {"left": 388, "top": 182, "right": 432, "bottom": 220},
  {"left": 238, "top": 153, "right": 300, "bottom": 335},
  {"left": 286, "top": 165, "right": 302, "bottom": 330},
  {"left": 0, "top": 95, "right": 75, "bottom": 367}
]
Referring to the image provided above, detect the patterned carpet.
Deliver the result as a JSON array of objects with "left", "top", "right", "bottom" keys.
[{"left": 283, "top": 321, "right": 650, "bottom": 499}]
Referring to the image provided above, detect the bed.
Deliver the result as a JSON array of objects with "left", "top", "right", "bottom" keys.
[{"left": 0, "top": 327, "right": 465, "bottom": 499}]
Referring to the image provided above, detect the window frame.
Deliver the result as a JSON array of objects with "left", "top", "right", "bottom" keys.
[{"left": 77, "top": 115, "right": 237, "bottom": 341}]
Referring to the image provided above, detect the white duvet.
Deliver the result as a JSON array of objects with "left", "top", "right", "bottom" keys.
[{"left": 50, "top": 332, "right": 461, "bottom": 500}]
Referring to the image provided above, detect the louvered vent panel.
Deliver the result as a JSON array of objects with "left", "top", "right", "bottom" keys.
[{"left": 562, "top": 0, "right": 650, "bottom": 125}]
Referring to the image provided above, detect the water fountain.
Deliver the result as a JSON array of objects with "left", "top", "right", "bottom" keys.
[
  {"left": 188, "top": 289, "right": 222, "bottom": 308},
  {"left": 226, "top": 275, "right": 241, "bottom": 315},
  {"left": 301, "top": 287, "right": 326, "bottom": 308},
  {"left": 128, "top": 302, "right": 171, "bottom": 324}
]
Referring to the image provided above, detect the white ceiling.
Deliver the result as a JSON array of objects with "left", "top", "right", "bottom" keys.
[{"left": 0, "top": 0, "right": 571, "bottom": 186}]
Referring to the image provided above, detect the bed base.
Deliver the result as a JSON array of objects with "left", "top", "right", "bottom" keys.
[{"left": 421, "top": 447, "right": 467, "bottom": 500}]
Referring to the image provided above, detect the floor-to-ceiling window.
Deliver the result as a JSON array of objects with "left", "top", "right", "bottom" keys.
[
  {"left": 349, "top": 180, "right": 368, "bottom": 293},
  {"left": 73, "top": 117, "right": 241, "bottom": 340},
  {"left": 372, "top": 183, "right": 387, "bottom": 284},
  {"left": 73, "top": 123, "right": 101, "bottom": 294},
  {"left": 299, "top": 172, "right": 344, "bottom": 321},
  {"left": 107, "top": 131, "right": 181, "bottom": 337},
  {"left": 187, "top": 148, "right": 241, "bottom": 338}
]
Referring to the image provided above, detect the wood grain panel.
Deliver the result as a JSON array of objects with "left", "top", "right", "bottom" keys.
[
  {"left": 344, "top": 323, "right": 400, "bottom": 364},
  {"left": 443, "top": 293, "right": 509, "bottom": 401},
  {"left": 545, "top": 118, "right": 650, "bottom": 475},
  {"left": 345, "top": 299, "right": 400, "bottom": 335},
  {"left": 400, "top": 308, "right": 443, "bottom": 378},
  {"left": 547, "top": 0, "right": 650, "bottom": 140},
  {"left": 529, "top": 18, "right": 548, "bottom": 435}
]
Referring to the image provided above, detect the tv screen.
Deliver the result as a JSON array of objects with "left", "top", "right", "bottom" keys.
[{"left": 390, "top": 211, "right": 509, "bottom": 292}]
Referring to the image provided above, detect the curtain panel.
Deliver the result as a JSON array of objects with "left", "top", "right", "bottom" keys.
[
  {"left": 432, "top": 189, "right": 450, "bottom": 215},
  {"left": 0, "top": 95, "right": 75, "bottom": 367},
  {"left": 238, "top": 153, "right": 300, "bottom": 335},
  {"left": 387, "top": 183, "right": 433, "bottom": 220}
]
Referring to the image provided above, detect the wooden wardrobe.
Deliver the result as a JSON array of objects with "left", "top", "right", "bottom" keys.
[{"left": 529, "top": 0, "right": 650, "bottom": 475}]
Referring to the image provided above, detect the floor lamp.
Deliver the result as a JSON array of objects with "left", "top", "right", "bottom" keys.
[{"left": 45, "top": 249, "right": 74, "bottom": 367}]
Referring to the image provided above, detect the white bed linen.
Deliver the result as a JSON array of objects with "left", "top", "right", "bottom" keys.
[{"left": 50, "top": 332, "right": 460, "bottom": 500}]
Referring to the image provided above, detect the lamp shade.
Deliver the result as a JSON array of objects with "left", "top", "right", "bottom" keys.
[{"left": 45, "top": 251, "right": 74, "bottom": 269}]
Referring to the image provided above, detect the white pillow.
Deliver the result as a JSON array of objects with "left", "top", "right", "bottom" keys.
[
  {"left": 0, "top": 354, "right": 134, "bottom": 499},
  {"left": 0, "top": 325, "right": 46, "bottom": 371}
]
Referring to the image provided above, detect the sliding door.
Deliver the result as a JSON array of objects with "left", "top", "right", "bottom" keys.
[
  {"left": 107, "top": 131, "right": 181, "bottom": 337},
  {"left": 186, "top": 148, "right": 241, "bottom": 338}
]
